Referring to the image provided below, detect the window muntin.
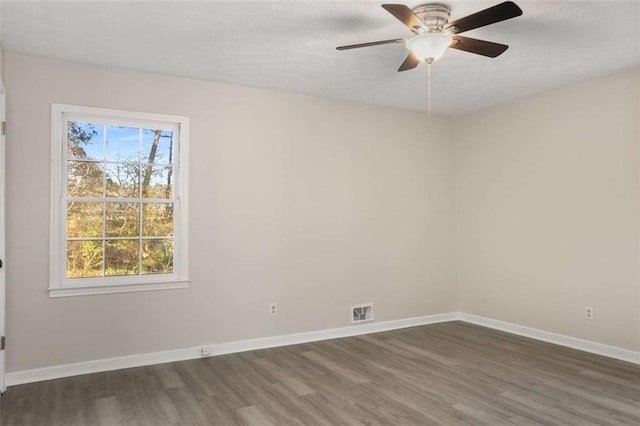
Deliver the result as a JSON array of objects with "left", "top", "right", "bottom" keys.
[{"left": 51, "top": 105, "right": 189, "bottom": 296}]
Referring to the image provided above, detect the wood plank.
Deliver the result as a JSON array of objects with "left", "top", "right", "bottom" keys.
[{"left": 2, "top": 321, "right": 638, "bottom": 425}]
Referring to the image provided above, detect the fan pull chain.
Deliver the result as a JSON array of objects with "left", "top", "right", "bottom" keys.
[{"left": 427, "top": 61, "right": 432, "bottom": 117}]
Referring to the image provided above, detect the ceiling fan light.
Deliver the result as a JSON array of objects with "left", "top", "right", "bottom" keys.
[{"left": 406, "top": 33, "right": 452, "bottom": 62}]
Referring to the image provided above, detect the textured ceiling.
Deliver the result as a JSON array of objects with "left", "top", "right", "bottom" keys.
[{"left": 2, "top": 0, "right": 639, "bottom": 115}]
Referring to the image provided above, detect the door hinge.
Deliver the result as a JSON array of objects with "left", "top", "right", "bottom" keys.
[
  {"left": 2, "top": 121, "right": 6, "bottom": 136},
  {"left": 1, "top": 336, "right": 5, "bottom": 351}
]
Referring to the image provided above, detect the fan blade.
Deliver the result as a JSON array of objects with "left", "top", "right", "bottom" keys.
[
  {"left": 445, "top": 1, "right": 523, "bottom": 34},
  {"left": 382, "top": 4, "right": 426, "bottom": 32},
  {"left": 398, "top": 52, "right": 420, "bottom": 72},
  {"left": 336, "top": 39, "right": 404, "bottom": 51},
  {"left": 450, "top": 35, "right": 509, "bottom": 58}
]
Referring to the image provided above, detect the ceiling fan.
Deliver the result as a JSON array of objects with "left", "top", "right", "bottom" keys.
[{"left": 336, "top": 1, "right": 523, "bottom": 71}]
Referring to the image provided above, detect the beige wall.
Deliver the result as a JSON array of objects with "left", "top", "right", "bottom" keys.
[
  {"left": 455, "top": 69, "right": 640, "bottom": 351},
  {"left": 5, "top": 50, "right": 638, "bottom": 374},
  {"left": 4, "top": 52, "right": 458, "bottom": 372}
]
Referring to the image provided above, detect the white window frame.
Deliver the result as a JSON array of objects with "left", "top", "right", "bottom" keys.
[{"left": 49, "top": 104, "right": 189, "bottom": 297}]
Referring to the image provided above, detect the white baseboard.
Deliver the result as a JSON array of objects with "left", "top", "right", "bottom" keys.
[
  {"left": 5, "top": 312, "right": 458, "bottom": 387},
  {"left": 7, "top": 311, "right": 638, "bottom": 387},
  {"left": 459, "top": 313, "right": 640, "bottom": 365}
]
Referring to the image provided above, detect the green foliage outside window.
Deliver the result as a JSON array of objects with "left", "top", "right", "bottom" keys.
[{"left": 66, "top": 122, "right": 175, "bottom": 279}]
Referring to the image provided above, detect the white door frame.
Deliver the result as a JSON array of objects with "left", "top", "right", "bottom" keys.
[{"left": 0, "top": 80, "right": 6, "bottom": 393}]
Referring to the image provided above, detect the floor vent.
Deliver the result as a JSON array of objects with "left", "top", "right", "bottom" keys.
[{"left": 351, "top": 303, "right": 374, "bottom": 324}]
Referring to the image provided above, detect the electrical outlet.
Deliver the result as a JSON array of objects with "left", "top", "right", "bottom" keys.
[
  {"left": 200, "top": 346, "right": 211, "bottom": 357},
  {"left": 585, "top": 306, "right": 594, "bottom": 320},
  {"left": 270, "top": 303, "right": 277, "bottom": 316}
]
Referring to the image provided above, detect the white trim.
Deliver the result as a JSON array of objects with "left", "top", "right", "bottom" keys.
[
  {"left": 5, "top": 312, "right": 458, "bottom": 386},
  {"left": 48, "top": 280, "right": 190, "bottom": 298},
  {"left": 6, "top": 311, "right": 639, "bottom": 387},
  {"left": 459, "top": 313, "right": 640, "bottom": 365},
  {"left": 50, "top": 104, "right": 63, "bottom": 294},
  {"left": 52, "top": 104, "right": 188, "bottom": 126},
  {"left": 0, "top": 81, "right": 6, "bottom": 393},
  {"left": 176, "top": 119, "right": 189, "bottom": 282},
  {"left": 49, "top": 103, "right": 190, "bottom": 297}
]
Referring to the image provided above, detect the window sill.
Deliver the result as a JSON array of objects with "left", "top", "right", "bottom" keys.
[{"left": 48, "top": 280, "right": 190, "bottom": 298}]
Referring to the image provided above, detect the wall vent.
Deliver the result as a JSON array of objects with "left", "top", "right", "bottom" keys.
[{"left": 351, "top": 303, "right": 374, "bottom": 324}]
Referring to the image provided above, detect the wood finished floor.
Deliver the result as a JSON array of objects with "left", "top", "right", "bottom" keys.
[{"left": 1, "top": 321, "right": 639, "bottom": 425}]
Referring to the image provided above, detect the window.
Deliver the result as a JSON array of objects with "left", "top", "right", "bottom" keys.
[{"left": 50, "top": 104, "right": 189, "bottom": 297}]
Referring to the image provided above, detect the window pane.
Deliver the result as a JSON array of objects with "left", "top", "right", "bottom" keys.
[
  {"left": 106, "top": 202, "right": 139, "bottom": 237},
  {"left": 142, "top": 239, "right": 173, "bottom": 274},
  {"left": 68, "top": 122, "right": 104, "bottom": 161},
  {"left": 67, "top": 240, "right": 103, "bottom": 278},
  {"left": 105, "top": 239, "right": 139, "bottom": 276},
  {"left": 141, "top": 165, "right": 173, "bottom": 198},
  {"left": 68, "top": 161, "right": 104, "bottom": 197},
  {"left": 106, "top": 126, "right": 139, "bottom": 163},
  {"left": 67, "top": 202, "right": 103, "bottom": 238},
  {"left": 142, "top": 129, "right": 173, "bottom": 164},
  {"left": 105, "top": 163, "right": 140, "bottom": 198},
  {"left": 142, "top": 203, "right": 173, "bottom": 237}
]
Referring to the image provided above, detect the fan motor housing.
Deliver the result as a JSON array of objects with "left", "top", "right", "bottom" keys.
[{"left": 412, "top": 3, "right": 451, "bottom": 33}]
